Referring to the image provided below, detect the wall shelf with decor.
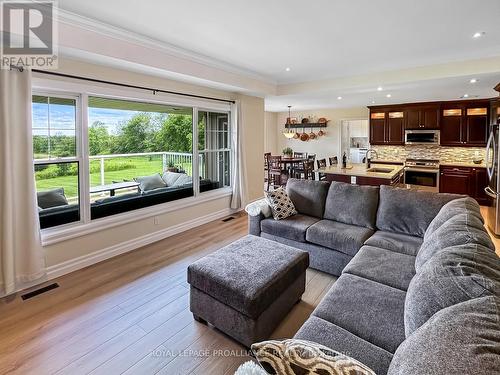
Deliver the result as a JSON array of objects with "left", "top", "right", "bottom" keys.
[{"left": 284, "top": 122, "right": 328, "bottom": 129}]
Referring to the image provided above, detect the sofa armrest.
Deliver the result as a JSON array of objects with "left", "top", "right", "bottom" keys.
[
  {"left": 248, "top": 213, "right": 264, "bottom": 236},
  {"left": 245, "top": 199, "right": 272, "bottom": 236}
]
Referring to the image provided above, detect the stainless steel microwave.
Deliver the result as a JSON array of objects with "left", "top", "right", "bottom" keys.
[{"left": 404, "top": 130, "right": 440, "bottom": 145}]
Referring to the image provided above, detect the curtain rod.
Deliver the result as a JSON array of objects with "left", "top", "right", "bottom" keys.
[{"left": 31, "top": 69, "right": 236, "bottom": 104}]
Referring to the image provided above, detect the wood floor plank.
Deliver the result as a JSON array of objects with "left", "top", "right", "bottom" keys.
[
  {"left": 89, "top": 309, "right": 194, "bottom": 375},
  {"left": 55, "top": 324, "right": 147, "bottom": 375}
]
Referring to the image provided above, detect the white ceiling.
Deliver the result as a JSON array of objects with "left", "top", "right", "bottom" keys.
[{"left": 58, "top": 0, "right": 500, "bottom": 110}]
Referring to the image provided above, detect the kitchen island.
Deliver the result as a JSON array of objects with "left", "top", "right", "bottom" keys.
[{"left": 317, "top": 163, "right": 404, "bottom": 186}]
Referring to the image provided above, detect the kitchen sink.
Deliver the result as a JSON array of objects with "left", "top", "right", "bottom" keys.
[{"left": 366, "top": 167, "right": 393, "bottom": 173}]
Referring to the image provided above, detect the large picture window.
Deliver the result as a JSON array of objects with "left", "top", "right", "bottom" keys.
[
  {"left": 33, "top": 95, "right": 81, "bottom": 229},
  {"left": 32, "top": 91, "right": 232, "bottom": 230}
]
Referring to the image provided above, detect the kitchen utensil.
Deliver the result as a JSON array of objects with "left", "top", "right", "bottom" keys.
[{"left": 300, "top": 125, "right": 309, "bottom": 141}]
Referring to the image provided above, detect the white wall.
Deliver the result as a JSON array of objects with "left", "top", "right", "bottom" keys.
[
  {"left": 38, "top": 58, "right": 265, "bottom": 271},
  {"left": 264, "top": 112, "right": 278, "bottom": 154},
  {"left": 275, "top": 107, "right": 369, "bottom": 161}
]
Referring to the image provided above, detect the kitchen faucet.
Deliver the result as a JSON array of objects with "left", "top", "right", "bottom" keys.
[{"left": 365, "top": 149, "right": 379, "bottom": 168}]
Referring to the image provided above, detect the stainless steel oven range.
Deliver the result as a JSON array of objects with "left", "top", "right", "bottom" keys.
[{"left": 404, "top": 158, "right": 440, "bottom": 192}]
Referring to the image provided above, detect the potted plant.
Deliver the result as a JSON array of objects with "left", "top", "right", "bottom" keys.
[
  {"left": 282, "top": 147, "right": 293, "bottom": 157},
  {"left": 167, "top": 161, "right": 179, "bottom": 173}
]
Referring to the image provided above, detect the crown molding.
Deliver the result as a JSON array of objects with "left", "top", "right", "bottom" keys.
[{"left": 56, "top": 9, "right": 276, "bottom": 86}]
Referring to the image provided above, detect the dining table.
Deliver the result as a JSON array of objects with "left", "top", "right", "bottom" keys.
[{"left": 280, "top": 157, "right": 308, "bottom": 175}]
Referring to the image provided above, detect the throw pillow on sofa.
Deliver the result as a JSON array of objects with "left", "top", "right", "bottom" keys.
[
  {"left": 135, "top": 174, "right": 166, "bottom": 193},
  {"left": 415, "top": 213, "right": 494, "bottom": 272},
  {"left": 265, "top": 187, "right": 297, "bottom": 220},
  {"left": 424, "top": 197, "right": 483, "bottom": 240},
  {"left": 251, "top": 339, "right": 375, "bottom": 375},
  {"left": 405, "top": 243, "right": 500, "bottom": 336},
  {"left": 37, "top": 188, "right": 68, "bottom": 209}
]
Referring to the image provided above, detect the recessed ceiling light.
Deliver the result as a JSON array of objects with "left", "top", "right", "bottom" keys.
[
  {"left": 377, "top": 86, "right": 383, "bottom": 91},
  {"left": 285, "top": 67, "right": 291, "bottom": 72},
  {"left": 337, "top": 96, "right": 342, "bottom": 100},
  {"left": 386, "top": 94, "right": 392, "bottom": 98},
  {"left": 463, "top": 94, "right": 469, "bottom": 98},
  {"left": 371, "top": 100, "right": 376, "bottom": 104},
  {"left": 470, "top": 78, "right": 478, "bottom": 83},
  {"left": 473, "top": 31, "right": 485, "bottom": 38}
]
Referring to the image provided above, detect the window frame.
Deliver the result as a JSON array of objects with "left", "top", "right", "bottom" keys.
[
  {"left": 32, "top": 82, "right": 234, "bottom": 246},
  {"left": 33, "top": 91, "right": 84, "bottom": 227}
]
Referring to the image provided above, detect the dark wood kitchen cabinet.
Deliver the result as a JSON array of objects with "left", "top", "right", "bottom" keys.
[
  {"left": 440, "top": 100, "right": 490, "bottom": 147},
  {"left": 405, "top": 105, "right": 440, "bottom": 129},
  {"left": 439, "top": 165, "right": 490, "bottom": 205},
  {"left": 369, "top": 110, "right": 404, "bottom": 145}
]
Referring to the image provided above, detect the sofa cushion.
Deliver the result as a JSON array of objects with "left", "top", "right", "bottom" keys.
[
  {"left": 405, "top": 243, "right": 500, "bottom": 336},
  {"left": 37, "top": 188, "right": 68, "bottom": 209},
  {"left": 389, "top": 296, "right": 500, "bottom": 375},
  {"left": 364, "top": 231, "right": 423, "bottom": 256},
  {"left": 416, "top": 213, "right": 494, "bottom": 272},
  {"left": 187, "top": 235, "right": 309, "bottom": 319},
  {"left": 306, "top": 220, "right": 374, "bottom": 256},
  {"left": 376, "top": 185, "right": 461, "bottom": 237},
  {"left": 343, "top": 246, "right": 416, "bottom": 291},
  {"left": 265, "top": 187, "right": 298, "bottom": 220},
  {"left": 261, "top": 233, "right": 353, "bottom": 277},
  {"left": 295, "top": 316, "right": 393, "bottom": 375},
  {"left": 323, "top": 182, "right": 379, "bottom": 229},
  {"left": 312, "top": 273, "right": 406, "bottom": 353},
  {"left": 261, "top": 214, "right": 318, "bottom": 243},
  {"left": 286, "top": 178, "right": 330, "bottom": 218},
  {"left": 251, "top": 339, "right": 375, "bottom": 375},
  {"left": 424, "top": 197, "right": 483, "bottom": 240}
]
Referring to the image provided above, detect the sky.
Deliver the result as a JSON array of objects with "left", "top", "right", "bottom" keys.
[{"left": 32, "top": 102, "right": 140, "bottom": 136}]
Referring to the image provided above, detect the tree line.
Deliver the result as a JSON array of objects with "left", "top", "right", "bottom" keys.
[{"left": 33, "top": 113, "right": 205, "bottom": 157}]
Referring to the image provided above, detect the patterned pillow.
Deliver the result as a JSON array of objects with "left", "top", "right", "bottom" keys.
[
  {"left": 265, "top": 187, "right": 297, "bottom": 220},
  {"left": 251, "top": 339, "right": 376, "bottom": 375}
]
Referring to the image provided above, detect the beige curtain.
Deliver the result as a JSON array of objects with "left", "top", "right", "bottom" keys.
[
  {"left": 230, "top": 101, "right": 246, "bottom": 209},
  {"left": 0, "top": 68, "right": 46, "bottom": 296}
]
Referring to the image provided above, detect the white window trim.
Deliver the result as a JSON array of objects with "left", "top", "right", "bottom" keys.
[
  {"left": 41, "top": 187, "right": 232, "bottom": 246},
  {"left": 34, "top": 80, "right": 235, "bottom": 245}
]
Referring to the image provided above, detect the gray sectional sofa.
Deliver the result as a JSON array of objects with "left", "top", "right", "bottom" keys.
[{"left": 248, "top": 179, "right": 500, "bottom": 375}]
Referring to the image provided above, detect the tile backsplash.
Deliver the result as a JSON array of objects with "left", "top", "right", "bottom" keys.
[{"left": 372, "top": 145, "right": 485, "bottom": 163}]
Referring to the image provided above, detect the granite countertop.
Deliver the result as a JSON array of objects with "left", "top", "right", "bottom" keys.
[
  {"left": 317, "top": 163, "right": 404, "bottom": 180},
  {"left": 440, "top": 161, "right": 487, "bottom": 168}
]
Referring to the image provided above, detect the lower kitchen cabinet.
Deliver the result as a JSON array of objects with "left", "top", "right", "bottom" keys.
[{"left": 439, "top": 166, "right": 490, "bottom": 205}]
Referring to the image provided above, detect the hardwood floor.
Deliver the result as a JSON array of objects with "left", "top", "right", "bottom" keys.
[
  {"left": 1, "top": 207, "right": 498, "bottom": 375},
  {"left": 0, "top": 212, "right": 335, "bottom": 375}
]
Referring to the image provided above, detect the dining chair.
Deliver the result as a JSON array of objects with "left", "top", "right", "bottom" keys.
[
  {"left": 291, "top": 152, "right": 306, "bottom": 177},
  {"left": 302, "top": 160, "right": 316, "bottom": 180},
  {"left": 264, "top": 152, "right": 271, "bottom": 189},
  {"left": 329, "top": 156, "right": 338, "bottom": 166},
  {"left": 267, "top": 155, "right": 288, "bottom": 190},
  {"left": 317, "top": 159, "right": 327, "bottom": 181}
]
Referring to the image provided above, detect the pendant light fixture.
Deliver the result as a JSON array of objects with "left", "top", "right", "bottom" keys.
[{"left": 283, "top": 105, "right": 296, "bottom": 138}]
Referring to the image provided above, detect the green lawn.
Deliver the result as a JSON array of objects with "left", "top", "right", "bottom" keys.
[{"left": 35, "top": 156, "right": 193, "bottom": 200}]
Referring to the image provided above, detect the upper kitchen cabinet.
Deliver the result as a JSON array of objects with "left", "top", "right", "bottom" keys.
[
  {"left": 369, "top": 110, "right": 405, "bottom": 145},
  {"left": 405, "top": 105, "right": 440, "bottom": 129},
  {"left": 440, "top": 100, "right": 490, "bottom": 147}
]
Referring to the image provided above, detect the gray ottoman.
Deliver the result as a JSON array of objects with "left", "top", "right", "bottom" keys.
[{"left": 187, "top": 235, "right": 309, "bottom": 347}]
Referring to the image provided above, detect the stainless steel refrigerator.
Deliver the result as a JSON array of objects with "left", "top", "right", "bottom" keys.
[{"left": 485, "top": 101, "right": 500, "bottom": 235}]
